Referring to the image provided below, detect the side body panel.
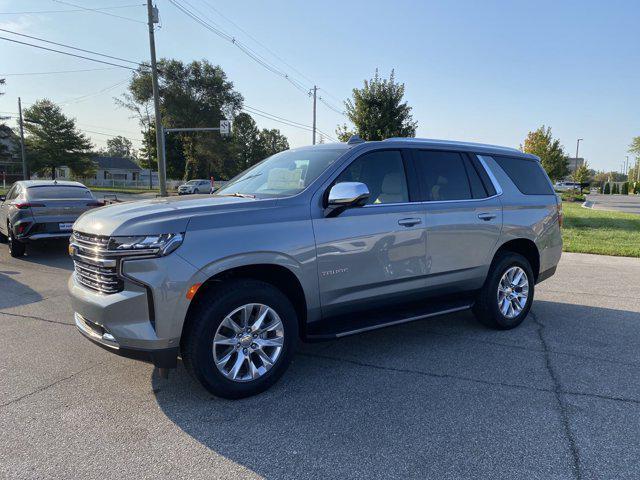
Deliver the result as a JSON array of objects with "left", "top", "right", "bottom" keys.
[{"left": 480, "top": 155, "right": 563, "bottom": 276}]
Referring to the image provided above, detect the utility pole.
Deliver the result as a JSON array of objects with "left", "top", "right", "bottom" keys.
[
  {"left": 146, "top": 0, "right": 167, "bottom": 197},
  {"left": 312, "top": 85, "right": 317, "bottom": 145},
  {"left": 17, "top": 97, "right": 27, "bottom": 180},
  {"left": 575, "top": 138, "right": 583, "bottom": 173}
]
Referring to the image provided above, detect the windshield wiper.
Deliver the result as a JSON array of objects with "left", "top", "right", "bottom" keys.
[{"left": 215, "top": 192, "right": 256, "bottom": 199}]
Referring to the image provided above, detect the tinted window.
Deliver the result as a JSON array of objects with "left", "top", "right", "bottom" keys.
[
  {"left": 415, "top": 151, "right": 471, "bottom": 201},
  {"left": 492, "top": 156, "right": 554, "bottom": 195},
  {"left": 27, "top": 186, "right": 93, "bottom": 200},
  {"left": 468, "top": 155, "right": 497, "bottom": 197},
  {"left": 463, "top": 157, "right": 488, "bottom": 198},
  {"left": 336, "top": 150, "right": 409, "bottom": 205}
]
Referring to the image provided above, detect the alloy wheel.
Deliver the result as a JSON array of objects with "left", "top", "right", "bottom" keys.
[
  {"left": 497, "top": 266, "right": 529, "bottom": 319},
  {"left": 212, "top": 303, "right": 284, "bottom": 382}
]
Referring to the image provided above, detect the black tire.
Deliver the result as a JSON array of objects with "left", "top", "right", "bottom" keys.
[
  {"left": 7, "top": 225, "right": 26, "bottom": 258},
  {"left": 472, "top": 252, "right": 534, "bottom": 329},
  {"left": 193, "top": 188, "right": 199, "bottom": 194},
  {"left": 182, "top": 279, "right": 298, "bottom": 399},
  {"left": 0, "top": 226, "right": 6, "bottom": 244}
]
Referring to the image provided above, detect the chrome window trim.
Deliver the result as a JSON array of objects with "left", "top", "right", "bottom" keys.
[{"left": 476, "top": 155, "right": 504, "bottom": 196}]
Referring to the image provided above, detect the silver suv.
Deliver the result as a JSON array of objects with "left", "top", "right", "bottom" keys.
[{"left": 68, "top": 137, "right": 562, "bottom": 398}]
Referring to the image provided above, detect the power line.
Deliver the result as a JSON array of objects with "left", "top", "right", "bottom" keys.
[
  {"left": 318, "top": 96, "right": 345, "bottom": 116},
  {"left": 168, "top": 0, "right": 310, "bottom": 95},
  {"left": 51, "top": 0, "right": 145, "bottom": 24},
  {"left": 0, "top": 3, "right": 144, "bottom": 15},
  {"left": 0, "top": 36, "right": 138, "bottom": 70},
  {"left": 0, "top": 28, "right": 141, "bottom": 66},
  {"left": 0, "top": 67, "right": 120, "bottom": 76},
  {"left": 60, "top": 79, "right": 130, "bottom": 105},
  {"left": 199, "top": 0, "right": 315, "bottom": 87},
  {"left": 243, "top": 105, "right": 337, "bottom": 142}
]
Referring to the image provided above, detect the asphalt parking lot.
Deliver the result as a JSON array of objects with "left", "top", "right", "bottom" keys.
[
  {"left": 586, "top": 193, "right": 640, "bottom": 215},
  {"left": 1, "top": 242, "right": 639, "bottom": 479}
]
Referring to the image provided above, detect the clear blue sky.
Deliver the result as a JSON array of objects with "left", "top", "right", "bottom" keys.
[{"left": 1, "top": 0, "right": 638, "bottom": 172}]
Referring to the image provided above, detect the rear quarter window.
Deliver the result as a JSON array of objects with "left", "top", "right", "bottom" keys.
[{"left": 491, "top": 156, "right": 554, "bottom": 195}]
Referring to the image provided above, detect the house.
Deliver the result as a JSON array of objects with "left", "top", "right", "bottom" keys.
[{"left": 93, "top": 156, "right": 142, "bottom": 182}]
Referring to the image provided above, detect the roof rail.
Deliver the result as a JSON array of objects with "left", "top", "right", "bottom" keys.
[{"left": 382, "top": 137, "right": 522, "bottom": 154}]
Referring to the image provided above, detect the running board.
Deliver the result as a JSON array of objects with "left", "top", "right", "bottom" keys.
[{"left": 306, "top": 297, "right": 474, "bottom": 340}]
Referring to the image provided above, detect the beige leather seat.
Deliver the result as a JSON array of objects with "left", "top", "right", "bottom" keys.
[{"left": 374, "top": 172, "right": 407, "bottom": 204}]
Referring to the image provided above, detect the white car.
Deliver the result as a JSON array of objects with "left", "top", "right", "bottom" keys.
[
  {"left": 178, "top": 179, "right": 211, "bottom": 195},
  {"left": 554, "top": 181, "right": 581, "bottom": 192}
]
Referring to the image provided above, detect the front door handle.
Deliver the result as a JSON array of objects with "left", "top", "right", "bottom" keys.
[
  {"left": 398, "top": 217, "right": 422, "bottom": 227},
  {"left": 477, "top": 213, "right": 497, "bottom": 221}
]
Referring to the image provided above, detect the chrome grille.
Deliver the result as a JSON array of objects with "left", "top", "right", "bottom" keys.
[{"left": 71, "top": 231, "right": 122, "bottom": 294}]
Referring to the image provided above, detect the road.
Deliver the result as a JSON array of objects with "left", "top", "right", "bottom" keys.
[
  {"left": 1, "top": 242, "right": 640, "bottom": 479},
  {"left": 586, "top": 193, "right": 640, "bottom": 214}
]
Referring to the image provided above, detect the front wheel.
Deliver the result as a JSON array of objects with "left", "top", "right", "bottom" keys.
[
  {"left": 182, "top": 279, "right": 298, "bottom": 399},
  {"left": 7, "top": 225, "right": 26, "bottom": 258},
  {"left": 473, "top": 252, "right": 534, "bottom": 329}
]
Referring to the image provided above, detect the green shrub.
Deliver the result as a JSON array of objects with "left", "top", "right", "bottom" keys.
[
  {"left": 604, "top": 183, "right": 611, "bottom": 194},
  {"left": 634, "top": 182, "right": 640, "bottom": 194},
  {"left": 622, "top": 182, "right": 629, "bottom": 195},
  {"left": 612, "top": 183, "right": 620, "bottom": 194},
  {"left": 560, "top": 192, "right": 586, "bottom": 202}
]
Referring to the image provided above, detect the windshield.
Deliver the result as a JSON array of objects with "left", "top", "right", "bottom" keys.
[
  {"left": 186, "top": 180, "right": 200, "bottom": 185},
  {"left": 217, "top": 147, "right": 347, "bottom": 198}
]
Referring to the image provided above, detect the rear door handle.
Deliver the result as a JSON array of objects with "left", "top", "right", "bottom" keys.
[
  {"left": 477, "top": 213, "right": 497, "bottom": 221},
  {"left": 398, "top": 217, "right": 422, "bottom": 227}
]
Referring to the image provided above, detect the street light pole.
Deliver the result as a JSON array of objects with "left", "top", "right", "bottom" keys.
[
  {"left": 17, "top": 97, "right": 28, "bottom": 180},
  {"left": 575, "top": 138, "right": 583, "bottom": 173},
  {"left": 146, "top": 0, "right": 167, "bottom": 197}
]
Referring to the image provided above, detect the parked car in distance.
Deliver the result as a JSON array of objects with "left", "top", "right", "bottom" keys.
[
  {"left": 178, "top": 179, "right": 211, "bottom": 195},
  {"left": 0, "top": 180, "right": 102, "bottom": 258},
  {"left": 68, "top": 137, "right": 562, "bottom": 399},
  {"left": 554, "top": 181, "right": 581, "bottom": 192}
]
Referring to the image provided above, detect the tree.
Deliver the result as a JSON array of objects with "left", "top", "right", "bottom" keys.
[
  {"left": 621, "top": 182, "right": 629, "bottom": 195},
  {"left": 0, "top": 78, "right": 10, "bottom": 161},
  {"left": 336, "top": 69, "right": 417, "bottom": 141},
  {"left": 522, "top": 126, "right": 569, "bottom": 182},
  {"left": 256, "top": 128, "right": 289, "bottom": 158},
  {"left": 104, "top": 135, "right": 135, "bottom": 158},
  {"left": 231, "top": 112, "right": 261, "bottom": 170},
  {"left": 23, "top": 99, "right": 94, "bottom": 178},
  {"left": 122, "top": 59, "right": 243, "bottom": 180},
  {"left": 572, "top": 161, "right": 590, "bottom": 190},
  {"left": 604, "top": 182, "right": 611, "bottom": 194}
]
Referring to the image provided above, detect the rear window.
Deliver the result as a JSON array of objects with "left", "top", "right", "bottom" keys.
[
  {"left": 27, "top": 186, "right": 93, "bottom": 200},
  {"left": 491, "top": 156, "right": 554, "bottom": 195}
]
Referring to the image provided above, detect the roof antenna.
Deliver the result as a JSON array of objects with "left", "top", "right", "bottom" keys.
[{"left": 347, "top": 134, "right": 365, "bottom": 145}]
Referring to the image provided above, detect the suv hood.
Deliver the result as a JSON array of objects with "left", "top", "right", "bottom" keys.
[{"left": 73, "top": 195, "right": 272, "bottom": 237}]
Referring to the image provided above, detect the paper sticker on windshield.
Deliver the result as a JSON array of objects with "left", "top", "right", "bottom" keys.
[{"left": 266, "top": 168, "right": 303, "bottom": 190}]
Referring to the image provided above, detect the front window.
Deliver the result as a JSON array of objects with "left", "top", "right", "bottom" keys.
[{"left": 216, "top": 147, "right": 347, "bottom": 198}]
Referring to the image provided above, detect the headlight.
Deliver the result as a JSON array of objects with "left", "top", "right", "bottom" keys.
[{"left": 108, "top": 233, "right": 184, "bottom": 256}]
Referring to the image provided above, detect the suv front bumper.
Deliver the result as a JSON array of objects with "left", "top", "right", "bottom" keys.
[{"left": 68, "top": 252, "right": 202, "bottom": 368}]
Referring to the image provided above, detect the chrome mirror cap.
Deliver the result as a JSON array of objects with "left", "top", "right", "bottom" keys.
[{"left": 328, "top": 182, "right": 370, "bottom": 207}]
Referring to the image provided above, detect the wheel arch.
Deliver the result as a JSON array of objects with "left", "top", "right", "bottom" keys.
[
  {"left": 182, "top": 262, "right": 309, "bottom": 343},
  {"left": 493, "top": 238, "right": 541, "bottom": 281}
]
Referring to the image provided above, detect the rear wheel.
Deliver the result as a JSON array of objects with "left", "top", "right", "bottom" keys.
[
  {"left": 473, "top": 252, "right": 534, "bottom": 329},
  {"left": 182, "top": 279, "right": 298, "bottom": 399},
  {"left": 7, "top": 225, "right": 26, "bottom": 258},
  {"left": 0, "top": 226, "right": 6, "bottom": 243}
]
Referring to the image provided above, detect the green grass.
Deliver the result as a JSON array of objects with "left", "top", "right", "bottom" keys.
[{"left": 562, "top": 202, "right": 640, "bottom": 257}]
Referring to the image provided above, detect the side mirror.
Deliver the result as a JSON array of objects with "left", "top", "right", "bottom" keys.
[
  {"left": 0, "top": 195, "right": 5, "bottom": 202},
  {"left": 325, "top": 182, "right": 369, "bottom": 216}
]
